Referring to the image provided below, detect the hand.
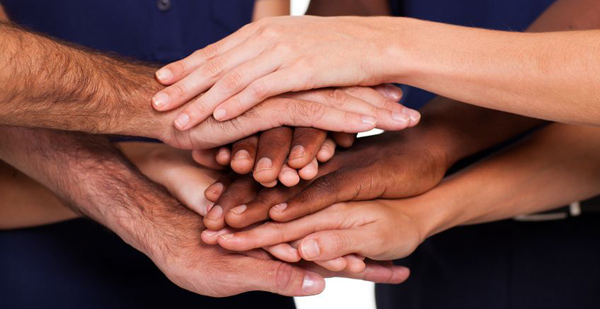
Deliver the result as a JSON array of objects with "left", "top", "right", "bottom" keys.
[
  {"left": 202, "top": 199, "right": 425, "bottom": 263},
  {"left": 200, "top": 129, "right": 450, "bottom": 231},
  {"left": 191, "top": 85, "right": 403, "bottom": 186},
  {"left": 159, "top": 84, "right": 416, "bottom": 149},
  {"left": 192, "top": 128, "right": 352, "bottom": 187},
  {"left": 142, "top": 204, "right": 410, "bottom": 297},
  {"left": 153, "top": 17, "right": 420, "bottom": 129},
  {"left": 119, "top": 142, "right": 222, "bottom": 215}
]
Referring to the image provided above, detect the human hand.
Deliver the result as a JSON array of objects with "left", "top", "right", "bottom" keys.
[
  {"left": 200, "top": 128, "right": 450, "bottom": 231},
  {"left": 153, "top": 17, "right": 420, "bottom": 129},
  {"left": 191, "top": 85, "right": 405, "bottom": 186},
  {"left": 202, "top": 199, "right": 426, "bottom": 264}
]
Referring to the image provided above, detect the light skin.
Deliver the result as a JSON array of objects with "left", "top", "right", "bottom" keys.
[
  {"left": 0, "top": 127, "right": 409, "bottom": 296},
  {"left": 206, "top": 123, "right": 600, "bottom": 264},
  {"left": 154, "top": 0, "right": 600, "bottom": 127}
]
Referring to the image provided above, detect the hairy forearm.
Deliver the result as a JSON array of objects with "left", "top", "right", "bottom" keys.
[
  {"left": 0, "top": 126, "right": 192, "bottom": 257},
  {"left": 392, "top": 2, "right": 600, "bottom": 125},
  {"left": 0, "top": 22, "right": 167, "bottom": 137},
  {"left": 410, "top": 123, "right": 600, "bottom": 238}
]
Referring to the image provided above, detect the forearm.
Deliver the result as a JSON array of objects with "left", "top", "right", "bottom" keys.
[
  {"left": 0, "top": 22, "right": 167, "bottom": 137},
  {"left": 0, "top": 126, "right": 190, "bottom": 257},
  {"left": 410, "top": 123, "right": 600, "bottom": 238},
  {"left": 390, "top": 3, "right": 600, "bottom": 125}
]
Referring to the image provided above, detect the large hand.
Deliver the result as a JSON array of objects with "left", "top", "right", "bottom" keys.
[
  {"left": 191, "top": 85, "right": 405, "bottom": 187},
  {"left": 152, "top": 18, "right": 419, "bottom": 130},
  {"left": 200, "top": 128, "right": 450, "bottom": 231},
  {"left": 202, "top": 199, "right": 426, "bottom": 263},
  {"left": 159, "top": 86, "right": 416, "bottom": 149}
]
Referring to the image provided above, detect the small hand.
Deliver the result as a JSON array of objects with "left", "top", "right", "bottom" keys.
[
  {"left": 203, "top": 199, "right": 424, "bottom": 265},
  {"left": 202, "top": 128, "right": 449, "bottom": 230},
  {"left": 153, "top": 18, "right": 420, "bottom": 130}
]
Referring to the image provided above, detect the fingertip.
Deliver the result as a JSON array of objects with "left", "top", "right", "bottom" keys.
[
  {"left": 174, "top": 112, "right": 192, "bottom": 130},
  {"left": 155, "top": 68, "right": 173, "bottom": 84},
  {"left": 151, "top": 92, "right": 171, "bottom": 111},
  {"left": 302, "top": 272, "right": 326, "bottom": 295},
  {"left": 205, "top": 182, "right": 224, "bottom": 201},
  {"left": 216, "top": 147, "right": 232, "bottom": 166},
  {"left": 278, "top": 168, "right": 300, "bottom": 187},
  {"left": 298, "top": 159, "right": 318, "bottom": 180}
]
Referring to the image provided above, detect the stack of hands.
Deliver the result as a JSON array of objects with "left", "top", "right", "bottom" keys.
[{"left": 141, "top": 21, "right": 436, "bottom": 294}]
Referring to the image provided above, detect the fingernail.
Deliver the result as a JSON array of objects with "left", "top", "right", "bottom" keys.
[
  {"left": 214, "top": 108, "right": 227, "bottom": 120},
  {"left": 255, "top": 157, "right": 273, "bottom": 171},
  {"left": 403, "top": 107, "right": 421, "bottom": 123},
  {"left": 175, "top": 113, "right": 190, "bottom": 129},
  {"left": 211, "top": 183, "right": 224, "bottom": 195},
  {"left": 361, "top": 115, "right": 377, "bottom": 125},
  {"left": 207, "top": 205, "right": 223, "bottom": 221},
  {"left": 234, "top": 150, "right": 250, "bottom": 161},
  {"left": 385, "top": 84, "right": 402, "bottom": 101},
  {"left": 392, "top": 111, "right": 409, "bottom": 123},
  {"left": 156, "top": 68, "right": 172, "bottom": 82},
  {"left": 203, "top": 230, "right": 218, "bottom": 237},
  {"left": 272, "top": 203, "right": 288, "bottom": 213},
  {"left": 301, "top": 239, "right": 320, "bottom": 260},
  {"left": 219, "top": 233, "right": 234, "bottom": 240},
  {"left": 152, "top": 92, "right": 169, "bottom": 109},
  {"left": 290, "top": 146, "right": 305, "bottom": 159},
  {"left": 302, "top": 273, "right": 321, "bottom": 294},
  {"left": 231, "top": 205, "right": 247, "bottom": 215}
]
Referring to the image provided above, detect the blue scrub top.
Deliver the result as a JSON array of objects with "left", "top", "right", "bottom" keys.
[
  {"left": 1, "top": 0, "right": 255, "bottom": 63},
  {"left": 389, "top": 0, "right": 556, "bottom": 109}
]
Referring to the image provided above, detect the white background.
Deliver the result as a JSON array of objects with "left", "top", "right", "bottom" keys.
[{"left": 290, "top": 1, "right": 377, "bottom": 309}]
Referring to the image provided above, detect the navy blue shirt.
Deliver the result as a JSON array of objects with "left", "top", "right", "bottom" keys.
[
  {"left": 390, "top": 0, "right": 555, "bottom": 109},
  {"left": 0, "top": 1, "right": 295, "bottom": 308},
  {"left": 1, "top": 0, "right": 255, "bottom": 63}
]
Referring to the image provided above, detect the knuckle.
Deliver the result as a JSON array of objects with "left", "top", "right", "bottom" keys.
[
  {"left": 329, "top": 233, "right": 351, "bottom": 252},
  {"left": 274, "top": 42, "right": 293, "bottom": 55},
  {"left": 198, "top": 43, "right": 219, "bottom": 60},
  {"left": 203, "top": 58, "right": 224, "bottom": 78},
  {"left": 274, "top": 263, "right": 294, "bottom": 291},
  {"left": 259, "top": 25, "right": 283, "bottom": 39},
  {"left": 222, "top": 71, "right": 244, "bottom": 91},
  {"left": 171, "top": 82, "right": 189, "bottom": 99},
  {"left": 249, "top": 80, "right": 269, "bottom": 100},
  {"left": 327, "top": 89, "right": 349, "bottom": 106}
]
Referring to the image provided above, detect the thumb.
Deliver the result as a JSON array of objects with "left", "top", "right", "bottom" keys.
[
  {"left": 299, "top": 229, "right": 367, "bottom": 261},
  {"left": 250, "top": 259, "right": 326, "bottom": 296}
]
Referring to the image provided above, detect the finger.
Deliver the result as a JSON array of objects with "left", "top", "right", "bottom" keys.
[
  {"left": 230, "top": 135, "right": 259, "bottom": 174},
  {"left": 313, "top": 258, "right": 348, "bottom": 272},
  {"left": 287, "top": 128, "right": 327, "bottom": 169},
  {"left": 212, "top": 68, "right": 296, "bottom": 122},
  {"left": 298, "top": 158, "right": 319, "bottom": 181},
  {"left": 225, "top": 184, "right": 303, "bottom": 229},
  {"left": 264, "top": 243, "right": 301, "bottom": 263},
  {"left": 191, "top": 149, "right": 227, "bottom": 170},
  {"left": 154, "top": 22, "right": 259, "bottom": 85},
  {"left": 205, "top": 175, "right": 262, "bottom": 230},
  {"left": 278, "top": 163, "right": 301, "bottom": 187},
  {"left": 270, "top": 169, "right": 367, "bottom": 222},
  {"left": 344, "top": 254, "right": 367, "bottom": 273},
  {"left": 298, "top": 229, "right": 368, "bottom": 262},
  {"left": 204, "top": 174, "right": 236, "bottom": 203},
  {"left": 215, "top": 147, "right": 232, "bottom": 166},
  {"left": 201, "top": 227, "right": 235, "bottom": 245},
  {"left": 218, "top": 205, "right": 342, "bottom": 251},
  {"left": 330, "top": 132, "right": 356, "bottom": 148},
  {"left": 373, "top": 84, "right": 403, "bottom": 102},
  {"left": 249, "top": 259, "right": 326, "bottom": 296},
  {"left": 341, "top": 86, "right": 402, "bottom": 112},
  {"left": 253, "top": 127, "right": 293, "bottom": 185},
  {"left": 304, "top": 260, "right": 410, "bottom": 284},
  {"left": 316, "top": 138, "right": 336, "bottom": 163}
]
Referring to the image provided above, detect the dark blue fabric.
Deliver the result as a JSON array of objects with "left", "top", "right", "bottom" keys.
[
  {"left": 378, "top": 1, "right": 600, "bottom": 308},
  {"left": 391, "top": 0, "right": 555, "bottom": 110},
  {"left": 1, "top": 0, "right": 255, "bottom": 63},
  {"left": 0, "top": 1, "right": 294, "bottom": 308}
]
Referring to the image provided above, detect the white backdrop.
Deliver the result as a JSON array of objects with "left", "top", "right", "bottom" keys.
[{"left": 290, "top": 1, "right": 377, "bottom": 309}]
